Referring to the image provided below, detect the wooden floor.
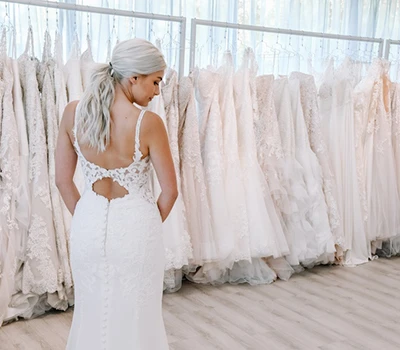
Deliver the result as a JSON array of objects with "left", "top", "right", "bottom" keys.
[{"left": 1, "top": 257, "right": 400, "bottom": 350}]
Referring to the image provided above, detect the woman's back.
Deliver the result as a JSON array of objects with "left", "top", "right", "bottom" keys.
[
  {"left": 55, "top": 38, "right": 176, "bottom": 349},
  {"left": 71, "top": 100, "right": 151, "bottom": 201}
]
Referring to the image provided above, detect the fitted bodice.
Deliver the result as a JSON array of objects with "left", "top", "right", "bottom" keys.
[{"left": 73, "top": 109, "right": 154, "bottom": 203}]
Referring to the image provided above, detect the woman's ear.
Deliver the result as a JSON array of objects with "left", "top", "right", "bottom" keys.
[{"left": 129, "top": 76, "right": 138, "bottom": 84}]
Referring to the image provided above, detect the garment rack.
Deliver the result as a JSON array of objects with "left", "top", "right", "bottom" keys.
[
  {"left": 2, "top": 0, "right": 186, "bottom": 78},
  {"left": 384, "top": 39, "right": 400, "bottom": 60},
  {"left": 189, "top": 18, "right": 385, "bottom": 70}
]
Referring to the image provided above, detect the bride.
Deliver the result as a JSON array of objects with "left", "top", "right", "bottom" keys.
[{"left": 55, "top": 38, "right": 176, "bottom": 350}]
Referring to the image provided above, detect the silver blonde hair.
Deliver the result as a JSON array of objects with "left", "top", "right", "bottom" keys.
[{"left": 76, "top": 38, "right": 167, "bottom": 152}]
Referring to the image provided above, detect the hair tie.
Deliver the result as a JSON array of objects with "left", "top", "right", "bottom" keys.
[{"left": 109, "top": 61, "right": 114, "bottom": 77}]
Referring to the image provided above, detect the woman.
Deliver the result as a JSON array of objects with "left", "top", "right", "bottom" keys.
[{"left": 55, "top": 38, "right": 177, "bottom": 350}]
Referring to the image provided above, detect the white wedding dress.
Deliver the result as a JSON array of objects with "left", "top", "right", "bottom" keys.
[
  {"left": 290, "top": 72, "right": 344, "bottom": 251},
  {"left": 233, "top": 49, "right": 289, "bottom": 259},
  {"left": 178, "top": 76, "right": 216, "bottom": 265},
  {"left": 67, "top": 109, "right": 169, "bottom": 350},
  {"left": 17, "top": 28, "right": 63, "bottom": 317},
  {"left": 0, "top": 30, "right": 19, "bottom": 325},
  {"left": 288, "top": 78, "right": 336, "bottom": 264},
  {"left": 354, "top": 59, "right": 400, "bottom": 252},
  {"left": 39, "top": 30, "right": 73, "bottom": 303},
  {"left": 319, "top": 59, "right": 370, "bottom": 266},
  {"left": 273, "top": 77, "right": 321, "bottom": 267}
]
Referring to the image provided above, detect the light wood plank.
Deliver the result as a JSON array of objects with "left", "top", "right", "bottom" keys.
[{"left": 0, "top": 257, "right": 399, "bottom": 349}]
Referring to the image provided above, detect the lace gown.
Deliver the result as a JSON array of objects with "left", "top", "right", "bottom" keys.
[
  {"left": 217, "top": 53, "right": 251, "bottom": 265},
  {"left": 178, "top": 76, "right": 216, "bottom": 265},
  {"left": 193, "top": 68, "right": 234, "bottom": 261},
  {"left": 257, "top": 75, "right": 318, "bottom": 267},
  {"left": 233, "top": 49, "right": 289, "bottom": 259},
  {"left": 289, "top": 78, "right": 336, "bottom": 263},
  {"left": 147, "top": 90, "right": 191, "bottom": 292},
  {"left": 319, "top": 59, "right": 370, "bottom": 266},
  {"left": 0, "top": 31, "right": 19, "bottom": 324},
  {"left": 354, "top": 59, "right": 400, "bottom": 251},
  {"left": 160, "top": 69, "right": 192, "bottom": 272},
  {"left": 67, "top": 109, "right": 169, "bottom": 350},
  {"left": 18, "top": 28, "right": 63, "bottom": 316},
  {"left": 273, "top": 77, "right": 320, "bottom": 267},
  {"left": 6, "top": 57, "right": 31, "bottom": 322},
  {"left": 38, "top": 31, "right": 73, "bottom": 303},
  {"left": 381, "top": 82, "right": 400, "bottom": 256},
  {"left": 290, "top": 72, "right": 344, "bottom": 250}
]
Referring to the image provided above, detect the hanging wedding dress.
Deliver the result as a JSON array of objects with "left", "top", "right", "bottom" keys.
[
  {"left": 233, "top": 49, "right": 289, "bottom": 259},
  {"left": 354, "top": 59, "right": 400, "bottom": 252},
  {"left": 188, "top": 67, "right": 250, "bottom": 284},
  {"left": 147, "top": 70, "right": 192, "bottom": 292},
  {"left": 290, "top": 71, "right": 344, "bottom": 251},
  {"left": 188, "top": 54, "right": 265, "bottom": 285},
  {"left": 54, "top": 31, "right": 68, "bottom": 125},
  {"left": 159, "top": 69, "right": 192, "bottom": 290},
  {"left": 17, "top": 27, "right": 63, "bottom": 317},
  {"left": 256, "top": 74, "right": 318, "bottom": 267},
  {"left": 80, "top": 35, "right": 95, "bottom": 92},
  {"left": 67, "top": 110, "right": 169, "bottom": 350},
  {"left": 288, "top": 77, "right": 336, "bottom": 264},
  {"left": 64, "top": 32, "right": 83, "bottom": 102},
  {"left": 273, "top": 77, "right": 320, "bottom": 267},
  {"left": 38, "top": 31, "right": 73, "bottom": 303},
  {"left": 319, "top": 58, "right": 370, "bottom": 266},
  {"left": 380, "top": 81, "right": 400, "bottom": 256},
  {"left": 0, "top": 29, "right": 19, "bottom": 325},
  {"left": 177, "top": 75, "right": 216, "bottom": 265},
  {"left": 5, "top": 35, "right": 32, "bottom": 323},
  {"left": 193, "top": 67, "right": 234, "bottom": 260},
  {"left": 217, "top": 52, "right": 251, "bottom": 264}
]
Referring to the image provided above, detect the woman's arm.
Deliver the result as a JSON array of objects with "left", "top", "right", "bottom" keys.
[
  {"left": 55, "top": 102, "right": 81, "bottom": 215},
  {"left": 144, "top": 112, "right": 178, "bottom": 222}
]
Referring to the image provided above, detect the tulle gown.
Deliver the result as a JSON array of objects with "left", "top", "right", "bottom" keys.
[
  {"left": 319, "top": 58, "right": 370, "bottom": 266},
  {"left": 147, "top": 73, "right": 192, "bottom": 292},
  {"left": 288, "top": 77, "right": 336, "bottom": 264},
  {"left": 290, "top": 71, "right": 344, "bottom": 251},
  {"left": 354, "top": 59, "right": 400, "bottom": 252},
  {"left": 178, "top": 75, "right": 216, "bottom": 265},
  {"left": 259, "top": 75, "right": 319, "bottom": 267},
  {"left": 233, "top": 49, "right": 289, "bottom": 259}
]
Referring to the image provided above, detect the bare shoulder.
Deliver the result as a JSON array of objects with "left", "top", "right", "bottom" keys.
[
  {"left": 61, "top": 100, "right": 80, "bottom": 128},
  {"left": 141, "top": 111, "right": 166, "bottom": 135}
]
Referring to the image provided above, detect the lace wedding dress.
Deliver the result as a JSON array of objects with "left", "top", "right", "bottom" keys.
[
  {"left": 288, "top": 78, "right": 336, "bottom": 264},
  {"left": 38, "top": 30, "right": 73, "bottom": 303},
  {"left": 0, "top": 29, "right": 19, "bottom": 325},
  {"left": 354, "top": 59, "right": 400, "bottom": 252},
  {"left": 18, "top": 27, "right": 63, "bottom": 317},
  {"left": 178, "top": 76, "right": 216, "bottom": 265},
  {"left": 233, "top": 49, "right": 289, "bottom": 259},
  {"left": 290, "top": 72, "right": 344, "bottom": 250},
  {"left": 256, "top": 75, "right": 320, "bottom": 267},
  {"left": 80, "top": 35, "right": 96, "bottom": 92},
  {"left": 67, "top": 109, "right": 169, "bottom": 350},
  {"left": 319, "top": 59, "right": 370, "bottom": 266}
]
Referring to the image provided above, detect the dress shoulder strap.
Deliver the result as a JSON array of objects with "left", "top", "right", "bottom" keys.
[
  {"left": 134, "top": 109, "right": 146, "bottom": 161},
  {"left": 72, "top": 102, "right": 83, "bottom": 155}
]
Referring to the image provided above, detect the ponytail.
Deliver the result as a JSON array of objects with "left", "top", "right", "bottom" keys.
[{"left": 76, "top": 63, "right": 115, "bottom": 152}]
